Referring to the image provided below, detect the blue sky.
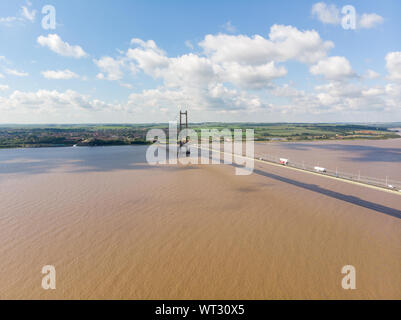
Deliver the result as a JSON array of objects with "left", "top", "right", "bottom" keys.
[{"left": 0, "top": 0, "right": 400, "bottom": 123}]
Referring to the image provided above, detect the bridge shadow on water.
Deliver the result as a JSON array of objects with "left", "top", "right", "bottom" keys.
[{"left": 252, "top": 168, "right": 401, "bottom": 220}]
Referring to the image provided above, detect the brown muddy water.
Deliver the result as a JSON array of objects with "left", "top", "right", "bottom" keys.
[{"left": 0, "top": 144, "right": 400, "bottom": 299}]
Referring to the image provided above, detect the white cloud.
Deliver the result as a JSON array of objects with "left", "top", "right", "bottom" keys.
[
  {"left": 23, "top": 25, "right": 396, "bottom": 121},
  {"left": 200, "top": 25, "right": 333, "bottom": 65},
  {"left": 310, "top": 56, "right": 355, "bottom": 80},
  {"left": 311, "top": 2, "right": 340, "bottom": 25},
  {"left": 160, "top": 54, "right": 215, "bottom": 88},
  {"left": 111, "top": 27, "right": 334, "bottom": 113},
  {"left": 386, "top": 51, "right": 401, "bottom": 81},
  {"left": 364, "top": 69, "right": 380, "bottom": 80},
  {"left": 385, "top": 83, "right": 401, "bottom": 98},
  {"left": 0, "top": 84, "right": 9, "bottom": 91},
  {"left": 362, "top": 87, "right": 384, "bottom": 97},
  {"left": 41, "top": 69, "right": 80, "bottom": 80},
  {"left": 270, "top": 80, "right": 392, "bottom": 116},
  {"left": 207, "top": 83, "right": 265, "bottom": 111},
  {"left": 130, "top": 38, "right": 158, "bottom": 48},
  {"left": 127, "top": 36, "right": 287, "bottom": 91},
  {"left": 93, "top": 56, "right": 125, "bottom": 81},
  {"left": 0, "top": 89, "right": 113, "bottom": 113},
  {"left": 5, "top": 68, "right": 29, "bottom": 77},
  {"left": 37, "top": 34, "right": 88, "bottom": 59},
  {"left": 359, "top": 13, "right": 384, "bottom": 29},
  {"left": 127, "top": 40, "right": 169, "bottom": 75},
  {"left": 127, "top": 85, "right": 266, "bottom": 114},
  {"left": 219, "top": 61, "right": 287, "bottom": 89},
  {"left": 128, "top": 88, "right": 191, "bottom": 110}
]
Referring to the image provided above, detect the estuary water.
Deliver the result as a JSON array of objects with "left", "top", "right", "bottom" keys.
[{"left": 0, "top": 144, "right": 400, "bottom": 299}]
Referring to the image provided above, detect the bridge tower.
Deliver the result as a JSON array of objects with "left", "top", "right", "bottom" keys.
[
  {"left": 178, "top": 110, "right": 190, "bottom": 156},
  {"left": 179, "top": 110, "right": 189, "bottom": 145}
]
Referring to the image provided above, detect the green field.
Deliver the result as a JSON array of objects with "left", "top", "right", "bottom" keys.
[{"left": 189, "top": 123, "right": 400, "bottom": 141}]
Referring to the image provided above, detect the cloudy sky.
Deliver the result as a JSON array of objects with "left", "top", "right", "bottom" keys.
[{"left": 0, "top": 0, "right": 400, "bottom": 123}]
